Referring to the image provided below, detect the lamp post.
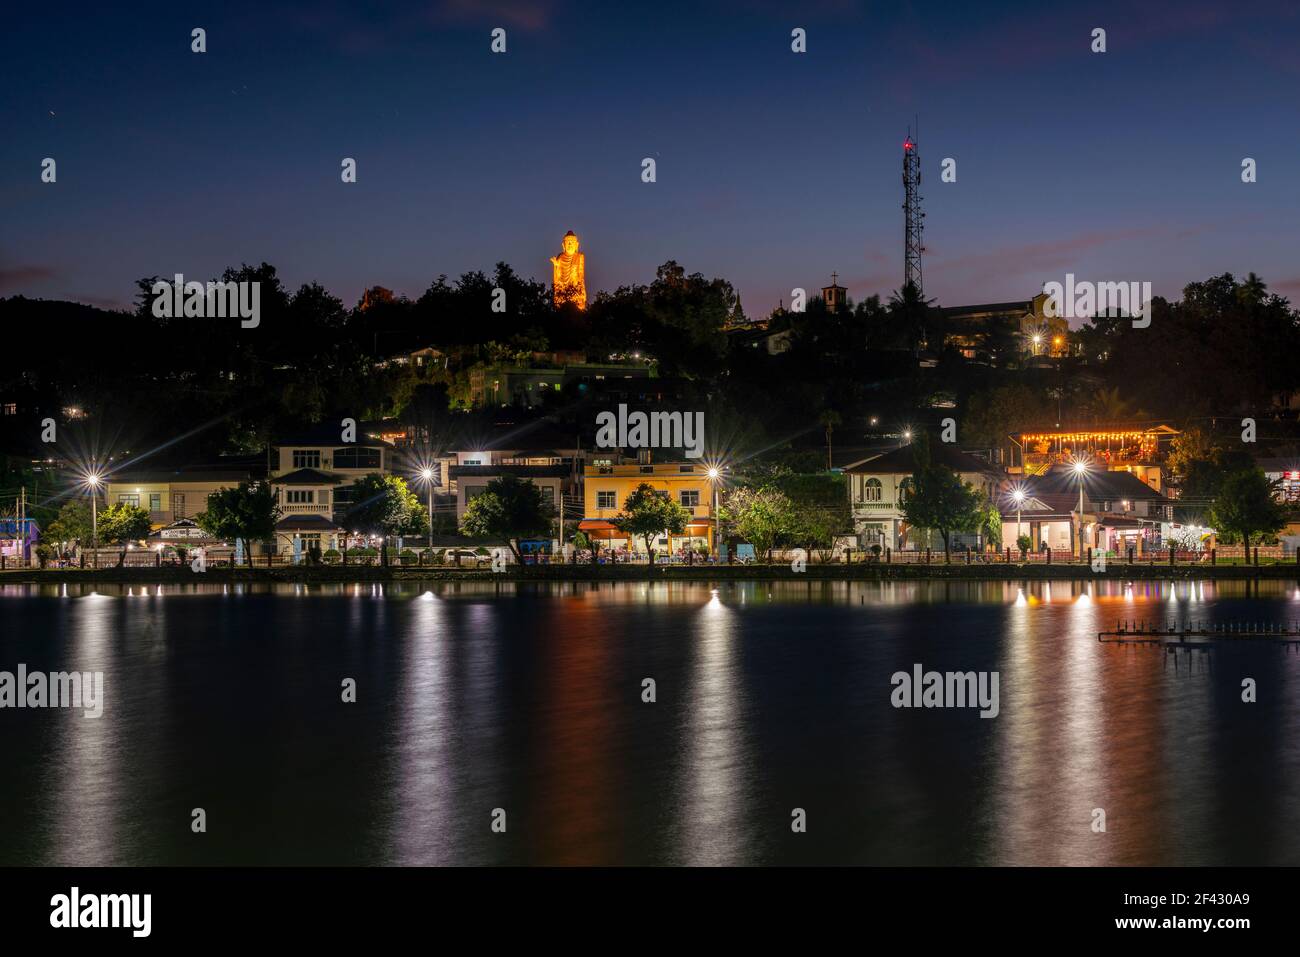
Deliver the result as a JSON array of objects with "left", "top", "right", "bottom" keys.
[
  {"left": 1012, "top": 488, "right": 1025, "bottom": 551},
  {"left": 419, "top": 468, "right": 434, "bottom": 549},
  {"left": 86, "top": 470, "right": 102, "bottom": 569},
  {"left": 707, "top": 467, "right": 720, "bottom": 561},
  {"left": 1072, "top": 458, "right": 1090, "bottom": 561}
]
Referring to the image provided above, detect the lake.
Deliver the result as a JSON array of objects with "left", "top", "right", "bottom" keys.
[{"left": 3, "top": 579, "right": 1299, "bottom": 865}]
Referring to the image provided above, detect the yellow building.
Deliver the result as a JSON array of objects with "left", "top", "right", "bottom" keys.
[
  {"left": 579, "top": 462, "right": 716, "bottom": 556},
  {"left": 102, "top": 468, "right": 255, "bottom": 529}
]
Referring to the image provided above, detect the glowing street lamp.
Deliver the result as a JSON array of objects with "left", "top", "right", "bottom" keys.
[
  {"left": 1071, "top": 458, "right": 1091, "bottom": 560},
  {"left": 1011, "top": 487, "right": 1026, "bottom": 549},
  {"left": 84, "top": 469, "right": 103, "bottom": 568},
  {"left": 707, "top": 466, "right": 721, "bottom": 560},
  {"left": 418, "top": 467, "right": 435, "bottom": 548}
]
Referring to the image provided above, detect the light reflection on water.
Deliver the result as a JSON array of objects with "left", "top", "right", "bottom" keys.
[{"left": 2, "top": 579, "right": 1300, "bottom": 865}]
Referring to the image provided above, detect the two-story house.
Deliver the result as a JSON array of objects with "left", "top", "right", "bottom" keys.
[
  {"left": 102, "top": 462, "right": 260, "bottom": 531},
  {"left": 578, "top": 462, "right": 716, "bottom": 556},
  {"left": 449, "top": 464, "right": 569, "bottom": 530},
  {"left": 1012, "top": 465, "right": 1176, "bottom": 555},
  {"left": 269, "top": 429, "right": 396, "bottom": 552},
  {"left": 844, "top": 444, "right": 1002, "bottom": 551}
]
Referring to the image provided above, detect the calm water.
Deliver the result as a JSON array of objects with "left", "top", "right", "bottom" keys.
[{"left": 3, "top": 579, "right": 1300, "bottom": 866}]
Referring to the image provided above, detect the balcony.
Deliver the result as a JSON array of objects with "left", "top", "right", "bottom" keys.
[
  {"left": 852, "top": 501, "right": 896, "bottom": 512},
  {"left": 280, "top": 503, "right": 330, "bottom": 515}
]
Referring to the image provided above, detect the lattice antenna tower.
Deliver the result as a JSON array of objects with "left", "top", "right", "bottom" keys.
[{"left": 902, "top": 124, "right": 925, "bottom": 296}]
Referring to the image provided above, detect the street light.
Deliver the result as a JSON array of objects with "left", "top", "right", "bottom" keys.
[
  {"left": 85, "top": 470, "right": 102, "bottom": 569},
  {"left": 1071, "top": 458, "right": 1091, "bottom": 560},
  {"left": 1011, "top": 488, "right": 1025, "bottom": 551},
  {"left": 419, "top": 467, "right": 435, "bottom": 549},
  {"left": 707, "top": 466, "right": 720, "bottom": 561}
]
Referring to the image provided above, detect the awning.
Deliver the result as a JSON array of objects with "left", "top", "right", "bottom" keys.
[{"left": 578, "top": 520, "right": 618, "bottom": 531}]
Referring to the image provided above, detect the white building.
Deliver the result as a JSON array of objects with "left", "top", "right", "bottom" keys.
[{"left": 844, "top": 444, "right": 1001, "bottom": 551}]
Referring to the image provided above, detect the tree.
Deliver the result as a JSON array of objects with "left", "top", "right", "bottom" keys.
[
  {"left": 719, "top": 486, "right": 795, "bottom": 561},
  {"left": 961, "top": 383, "right": 1054, "bottom": 447},
  {"left": 95, "top": 502, "right": 151, "bottom": 564},
  {"left": 196, "top": 482, "right": 280, "bottom": 564},
  {"left": 898, "top": 439, "right": 984, "bottom": 558},
  {"left": 1210, "top": 468, "right": 1287, "bottom": 551},
  {"left": 45, "top": 499, "right": 93, "bottom": 547},
  {"left": 1086, "top": 386, "right": 1139, "bottom": 422},
  {"left": 343, "top": 474, "right": 428, "bottom": 564},
  {"left": 976, "top": 497, "right": 1002, "bottom": 550},
  {"left": 458, "top": 474, "right": 555, "bottom": 561},
  {"left": 612, "top": 483, "right": 691, "bottom": 564},
  {"left": 1165, "top": 426, "right": 1219, "bottom": 480},
  {"left": 96, "top": 503, "right": 151, "bottom": 544},
  {"left": 775, "top": 472, "right": 853, "bottom": 561}
]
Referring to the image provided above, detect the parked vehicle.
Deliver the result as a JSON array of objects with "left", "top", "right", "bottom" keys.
[{"left": 441, "top": 548, "right": 494, "bottom": 567}]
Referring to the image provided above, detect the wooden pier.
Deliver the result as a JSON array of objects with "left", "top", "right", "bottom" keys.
[{"left": 1099, "top": 620, "right": 1300, "bottom": 645}]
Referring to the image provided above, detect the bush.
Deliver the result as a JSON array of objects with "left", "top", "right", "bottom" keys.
[
  {"left": 323, "top": 548, "right": 341, "bottom": 564},
  {"left": 399, "top": 548, "right": 417, "bottom": 566},
  {"left": 36, "top": 543, "right": 55, "bottom": 568}
]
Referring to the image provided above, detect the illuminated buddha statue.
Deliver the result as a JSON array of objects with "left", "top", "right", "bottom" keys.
[{"left": 550, "top": 230, "right": 587, "bottom": 309}]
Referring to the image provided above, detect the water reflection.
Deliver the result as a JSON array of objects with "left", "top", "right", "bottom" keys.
[{"left": 3, "top": 578, "right": 1300, "bottom": 865}]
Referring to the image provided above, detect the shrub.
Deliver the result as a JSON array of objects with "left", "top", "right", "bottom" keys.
[
  {"left": 323, "top": 548, "right": 341, "bottom": 564},
  {"left": 399, "top": 548, "right": 417, "bottom": 566}
]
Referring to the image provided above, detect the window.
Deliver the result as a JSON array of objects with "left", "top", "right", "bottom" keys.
[
  {"left": 678, "top": 465, "right": 695, "bottom": 473},
  {"left": 333, "top": 447, "right": 381, "bottom": 470},
  {"left": 864, "top": 478, "right": 883, "bottom": 502},
  {"left": 898, "top": 477, "right": 913, "bottom": 504},
  {"left": 149, "top": 493, "right": 162, "bottom": 512},
  {"left": 293, "top": 449, "right": 321, "bottom": 469},
  {"left": 172, "top": 493, "right": 186, "bottom": 517},
  {"left": 640, "top": 465, "right": 654, "bottom": 474},
  {"left": 597, "top": 491, "right": 616, "bottom": 509},
  {"left": 680, "top": 490, "right": 700, "bottom": 508},
  {"left": 286, "top": 490, "right": 315, "bottom": 504},
  {"left": 118, "top": 494, "right": 139, "bottom": 507},
  {"left": 465, "top": 485, "right": 487, "bottom": 500},
  {"left": 2, "top": 403, "right": 15, "bottom": 415}
]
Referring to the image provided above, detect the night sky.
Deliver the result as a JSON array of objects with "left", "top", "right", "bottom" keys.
[{"left": 3, "top": 0, "right": 1298, "bottom": 318}]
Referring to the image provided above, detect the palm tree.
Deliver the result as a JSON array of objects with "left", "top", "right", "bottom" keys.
[
  {"left": 1089, "top": 386, "right": 1134, "bottom": 422},
  {"left": 888, "top": 282, "right": 937, "bottom": 353},
  {"left": 1238, "top": 272, "right": 1267, "bottom": 306}
]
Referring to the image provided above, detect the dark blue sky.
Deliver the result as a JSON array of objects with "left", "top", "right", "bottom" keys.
[{"left": 4, "top": 0, "right": 1299, "bottom": 318}]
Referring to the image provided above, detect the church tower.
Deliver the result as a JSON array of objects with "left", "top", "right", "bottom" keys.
[{"left": 821, "top": 272, "right": 848, "bottom": 314}]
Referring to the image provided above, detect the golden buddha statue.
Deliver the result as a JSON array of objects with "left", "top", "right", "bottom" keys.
[{"left": 550, "top": 230, "right": 587, "bottom": 309}]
